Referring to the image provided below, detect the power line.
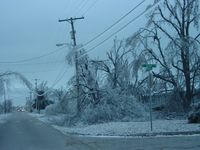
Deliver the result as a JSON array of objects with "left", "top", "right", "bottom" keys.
[
  {"left": 30, "top": 65, "right": 69, "bottom": 96},
  {"left": 45, "top": 63, "right": 68, "bottom": 90},
  {"left": 75, "top": 0, "right": 90, "bottom": 16},
  {"left": 82, "top": 0, "right": 146, "bottom": 47},
  {"left": 72, "top": 0, "right": 86, "bottom": 16},
  {"left": 0, "top": 0, "right": 145, "bottom": 65},
  {"left": 38, "top": 0, "right": 148, "bottom": 95},
  {"left": 0, "top": 46, "right": 67, "bottom": 64},
  {"left": 82, "top": 0, "right": 99, "bottom": 16},
  {"left": 0, "top": 60, "right": 65, "bottom": 66},
  {"left": 50, "top": 67, "right": 69, "bottom": 89},
  {"left": 78, "top": 0, "right": 162, "bottom": 59},
  {"left": 16, "top": 68, "right": 66, "bottom": 74}
]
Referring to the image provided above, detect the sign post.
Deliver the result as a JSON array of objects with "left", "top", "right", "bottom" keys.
[{"left": 142, "top": 64, "right": 156, "bottom": 131}]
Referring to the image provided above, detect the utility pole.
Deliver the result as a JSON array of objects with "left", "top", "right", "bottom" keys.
[
  {"left": 3, "top": 89, "right": 6, "bottom": 113},
  {"left": 3, "top": 80, "right": 6, "bottom": 114},
  {"left": 34, "top": 79, "right": 39, "bottom": 112},
  {"left": 59, "top": 17, "right": 84, "bottom": 114},
  {"left": 34, "top": 78, "right": 39, "bottom": 90}
]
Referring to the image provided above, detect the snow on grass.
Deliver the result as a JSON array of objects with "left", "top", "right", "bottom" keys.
[
  {"left": 0, "top": 114, "right": 11, "bottom": 124},
  {"left": 30, "top": 113, "right": 200, "bottom": 137},
  {"left": 53, "top": 120, "right": 200, "bottom": 136}
]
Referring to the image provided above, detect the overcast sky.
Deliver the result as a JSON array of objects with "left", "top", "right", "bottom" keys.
[{"left": 0, "top": 0, "right": 154, "bottom": 105}]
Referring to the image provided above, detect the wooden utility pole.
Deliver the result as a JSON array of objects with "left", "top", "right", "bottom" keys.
[
  {"left": 34, "top": 78, "right": 39, "bottom": 111},
  {"left": 59, "top": 17, "right": 84, "bottom": 114}
]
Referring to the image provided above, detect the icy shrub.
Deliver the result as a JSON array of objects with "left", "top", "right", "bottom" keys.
[
  {"left": 81, "top": 103, "right": 113, "bottom": 124},
  {"left": 188, "top": 102, "right": 200, "bottom": 123},
  {"left": 45, "top": 103, "right": 62, "bottom": 115},
  {"left": 81, "top": 88, "right": 148, "bottom": 124},
  {"left": 45, "top": 96, "right": 71, "bottom": 115}
]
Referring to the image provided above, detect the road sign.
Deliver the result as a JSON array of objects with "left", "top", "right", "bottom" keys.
[
  {"left": 141, "top": 64, "right": 156, "bottom": 131},
  {"left": 142, "top": 64, "right": 156, "bottom": 71}
]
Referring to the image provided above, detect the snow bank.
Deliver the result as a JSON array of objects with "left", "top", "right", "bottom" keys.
[{"left": 53, "top": 120, "right": 200, "bottom": 136}]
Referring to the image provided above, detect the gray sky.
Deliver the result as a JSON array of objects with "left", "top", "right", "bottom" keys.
[{"left": 0, "top": 0, "right": 154, "bottom": 105}]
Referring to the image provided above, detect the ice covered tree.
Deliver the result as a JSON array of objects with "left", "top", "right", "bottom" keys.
[
  {"left": 79, "top": 53, "right": 100, "bottom": 105},
  {"left": 66, "top": 45, "right": 101, "bottom": 113},
  {"left": 33, "top": 81, "right": 53, "bottom": 111},
  {"left": 94, "top": 38, "right": 147, "bottom": 97},
  {"left": 94, "top": 38, "right": 132, "bottom": 91},
  {"left": 127, "top": 0, "right": 200, "bottom": 111}
]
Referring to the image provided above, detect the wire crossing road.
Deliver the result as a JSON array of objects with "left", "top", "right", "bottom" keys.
[{"left": 0, "top": 112, "right": 200, "bottom": 150}]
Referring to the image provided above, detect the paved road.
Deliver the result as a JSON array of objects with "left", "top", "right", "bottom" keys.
[{"left": 0, "top": 112, "right": 200, "bottom": 150}]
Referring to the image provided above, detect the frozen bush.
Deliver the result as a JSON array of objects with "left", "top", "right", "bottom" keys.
[
  {"left": 45, "top": 97, "right": 70, "bottom": 115},
  {"left": 81, "top": 103, "right": 114, "bottom": 124},
  {"left": 81, "top": 88, "right": 148, "bottom": 124},
  {"left": 45, "top": 103, "right": 62, "bottom": 115}
]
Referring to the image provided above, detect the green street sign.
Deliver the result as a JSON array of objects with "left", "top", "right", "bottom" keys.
[
  {"left": 142, "top": 64, "right": 157, "bottom": 68},
  {"left": 142, "top": 64, "right": 156, "bottom": 71}
]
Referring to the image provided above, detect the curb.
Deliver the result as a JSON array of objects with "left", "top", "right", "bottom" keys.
[
  {"left": 126, "top": 131, "right": 200, "bottom": 137},
  {"left": 62, "top": 130, "right": 200, "bottom": 138}
]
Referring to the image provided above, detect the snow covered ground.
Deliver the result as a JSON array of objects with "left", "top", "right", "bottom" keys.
[
  {"left": 29, "top": 113, "right": 200, "bottom": 137},
  {"left": 53, "top": 120, "right": 200, "bottom": 136},
  {"left": 0, "top": 114, "right": 10, "bottom": 124}
]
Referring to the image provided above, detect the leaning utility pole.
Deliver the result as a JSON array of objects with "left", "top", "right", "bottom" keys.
[{"left": 59, "top": 17, "right": 84, "bottom": 114}]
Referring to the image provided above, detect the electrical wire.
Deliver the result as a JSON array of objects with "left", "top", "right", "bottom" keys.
[
  {"left": 16, "top": 68, "right": 65, "bottom": 74},
  {"left": 31, "top": 63, "right": 69, "bottom": 96},
  {"left": 33, "top": 0, "right": 146, "bottom": 93},
  {"left": 51, "top": 64, "right": 68, "bottom": 86},
  {"left": 1, "top": 0, "right": 159, "bottom": 95},
  {"left": 82, "top": 0, "right": 146, "bottom": 47},
  {"left": 0, "top": 0, "right": 145, "bottom": 65},
  {"left": 82, "top": 0, "right": 99, "bottom": 16},
  {"left": 0, "top": 46, "right": 67, "bottom": 64},
  {"left": 0, "top": 43, "right": 67, "bottom": 66},
  {"left": 73, "top": 0, "right": 86, "bottom": 16},
  {"left": 50, "top": 67, "right": 69, "bottom": 89},
  {"left": 75, "top": 0, "right": 90, "bottom": 16},
  {"left": 78, "top": 0, "right": 162, "bottom": 59},
  {"left": 0, "top": 60, "right": 65, "bottom": 66}
]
